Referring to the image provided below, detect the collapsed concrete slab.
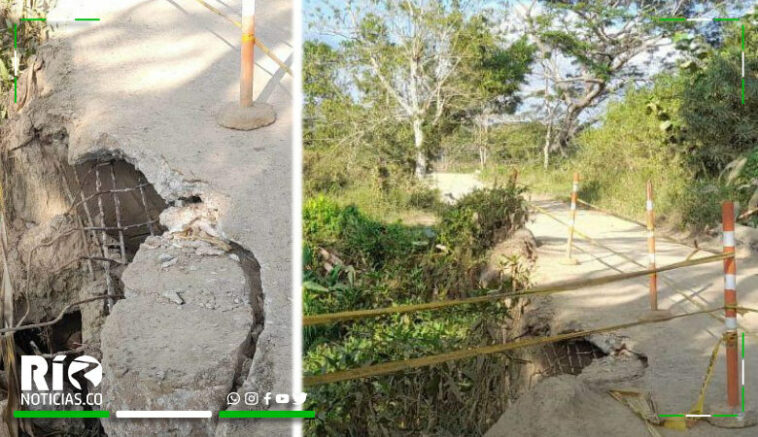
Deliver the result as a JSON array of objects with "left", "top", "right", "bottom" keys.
[
  {"left": 101, "top": 238, "right": 255, "bottom": 437},
  {"left": 1, "top": 0, "right": 292, "bottom": 435},
  {"left": 484, "top": 375, "right": 644, "bottom": 437}
]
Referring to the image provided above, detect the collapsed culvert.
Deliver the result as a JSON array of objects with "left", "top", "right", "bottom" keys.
[
  {"left": 1, "top": 129, "right": 264, "bottom": 436},
  {"left": 1, "top": 132, "right": 168, "bottom": 331},
  {"left": 0, "top": 133, "right": 170, "bottom": 434}
]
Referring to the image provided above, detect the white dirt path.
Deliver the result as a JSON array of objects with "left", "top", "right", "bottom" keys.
[
  {"left": 431, "top": 173, "right": 758, "bottom": 436},
  {"left": 491, "top": 199, "right": 758, "bottom": 436}
]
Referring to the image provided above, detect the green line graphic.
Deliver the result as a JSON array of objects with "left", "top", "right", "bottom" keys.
[
  {"left": 14, "top": 410, "right": 110, "bottom": 418},
  {"left": 743, "top": 386, "right": 746, "bottom": 412},
  {"left": 74, "top": 18, "right": 100, "bottom": 21},
  {"left": 13, "top": 77, "right": 17, "bottom": 103},
  {"left": 712, "top": 414, "right": 740, "bottom": 417},
  {"left": 19, "top": 18, "right": 45, "bottom": 22},
  {"left": 219, "top": 411, "right": 316, "bottom": 419}
]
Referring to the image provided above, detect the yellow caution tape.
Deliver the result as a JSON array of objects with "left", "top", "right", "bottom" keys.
[
  {"left": 191, "top": 0, "right": 293, "bottom": 75},
  {"left": 242, "top": 33, "right": 255, "bottom": 43},
  {"left": 529, "top": 202, "right": 756, "bottom": 338},
  {"left": 660, "top": 336, "right": 722, "bottom": 430},
  {"left": 609, "top": 390, "right": 664, "bottom": 437},
  {"left": 304, "top": 307, "right": 758, "bottom": 386},
  {"left": 303, "top": 253, "right": 730, "bottom": 326},
  {"left": 575, "top": 198, "right": 719, "bottom": 255}
]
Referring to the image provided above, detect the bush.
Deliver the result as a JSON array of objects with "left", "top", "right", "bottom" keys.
[
  {"left": 303, "top": 187, "right": 531, "bottom": 436},
  {"left": 438, "top": 184, "right": 529, "bottom": 256},
  {"left": 489, "top": 121, "right": 547, "bottom": 164}
]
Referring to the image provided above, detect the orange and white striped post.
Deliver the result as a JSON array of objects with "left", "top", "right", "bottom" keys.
[
  {"left": 722, "top": 201, "right": 740, "bottom": 411},
  {"left": 217, "top": 0, "right": 276, "bottom": 130},
  {"left": 646, "top": 181, "right": 658, "bottom": 311},
  {"left": 639, "top": 181, "right": 671, "bottom": 322},
  {"left": 562, "top": 172, "right": 580, "bottom": 265},
  {"left": 240, "top": 0, "right": 255, "bottom": 108}
]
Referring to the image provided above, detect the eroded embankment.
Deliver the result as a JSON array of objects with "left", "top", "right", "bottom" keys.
[
  {"left": 0, "top": 45, "right": 265, "bottom": 437},
  {"left": 482, "top": 229, "right": 650, "bottom": 437}
]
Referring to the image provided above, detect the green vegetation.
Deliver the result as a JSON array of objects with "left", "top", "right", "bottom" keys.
[
  {"left": 304, "top": 1, "right": 757, "bottom": 435},
  {"left": 487, "top": 14, "right": 757, "bottom": 229},
  {"left": 304, "top": 1, "right": 534, "bottom": 220},
  {"left": 1, "top": 1, "right": 51, "bottom": 119},
  {"left": 304, "top": 186, "right": 529, "bottom": 435}
]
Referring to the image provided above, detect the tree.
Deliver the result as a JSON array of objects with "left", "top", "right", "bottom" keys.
[
  {"left": 520, "top": 0, "right": 748, "bottom": 155},
  {"left": 310, "top": 0, "right": 533, "bottom": 178},
  {"left": 453, "top": 17, "right": 534, "bottom": 169}
]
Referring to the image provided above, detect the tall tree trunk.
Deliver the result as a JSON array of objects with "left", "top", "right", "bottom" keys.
[
  {"left": 543, "top": 121, "right": 552, "bottom": 169},
  {"left": 555, "top": 106, "right": 581, "bottom": 154},
  {"left": 413, "top": 117, "right": 427, "bottom": 179}
]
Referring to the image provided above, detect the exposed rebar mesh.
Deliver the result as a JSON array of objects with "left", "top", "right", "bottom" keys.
[
  {"left": 540, "top": 338, "right": 606, "bottom": 376},
  {"left": 67, "top": 160, "right": 166, "bottom": 312}
]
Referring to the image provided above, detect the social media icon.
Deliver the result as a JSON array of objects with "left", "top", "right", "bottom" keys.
[
  {"left": 275, "top": 393, "right": 290, "bottom": 404},
  {"left": 292, "top": 392, "right": 308, "bottom": 405},
  {"left": 244, "top": 392, "right": 259, "bottom": 405},
  {"left": 227, "top": 392, "right": 240, "bottom": 405}
]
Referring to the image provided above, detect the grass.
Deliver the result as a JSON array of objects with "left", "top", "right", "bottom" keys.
[{"left": 327, "top": 183, "right": 441, "bottom": 224}]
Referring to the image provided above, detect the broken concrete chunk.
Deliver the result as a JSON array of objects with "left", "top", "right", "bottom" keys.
[
  {"left": 161, "top": 257, "right": 179, "bottom": 269},
  {"left": 196, "top": 245, "right": 226, "bottom": 257},
  {"left": 142, "top": 236, "right": 162, "bottom": 249},
  {"left": 122, "top": 237, "right": 248, "bottom": 312},
  {"left": 485, "top": 376, "right": 641, "bottom": 437},
  {"left": 160, "top": 203, "right": 223, "bottom": 239},
  {"left": 160, "top": 290, "right": 184, "bottom": 305},
  {"left": 101, "top": 296, "right": 252, "bottom": 437}
]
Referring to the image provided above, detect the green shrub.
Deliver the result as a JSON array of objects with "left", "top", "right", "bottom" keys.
[
  {"left": 438, "top": 184, "right": 529, "bottom": 256},
  {"left": 489, "top": 121, "right": 547, "bottom": 163},
  {"left": 303, "top": 187, "right": 531, "bottom": 436}
]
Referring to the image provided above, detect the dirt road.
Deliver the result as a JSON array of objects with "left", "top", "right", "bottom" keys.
[
  {"left": 489, "top": 199, "right": 758, "bottom": 436},
  {"left": 430, "top": 172, "right": 758, "bottom": 435}
]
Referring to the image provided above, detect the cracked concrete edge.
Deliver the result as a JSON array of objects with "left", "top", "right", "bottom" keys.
[{"left": 8, "top": 37, "right": 293, "bottom": 435}]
